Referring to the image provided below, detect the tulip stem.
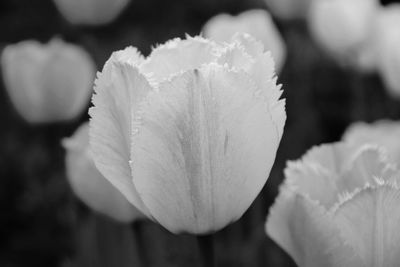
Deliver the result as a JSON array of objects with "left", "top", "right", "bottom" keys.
[
  {"left": 132, "top": 221, "right": 149, "bottom": 267},
  {"left": 197, "top": 234, "right": 216, "bottom": 267}
]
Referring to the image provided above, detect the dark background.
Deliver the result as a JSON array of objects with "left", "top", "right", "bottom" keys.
[{"left": 1, "top": 0, "right": 400, "bottom": 266}]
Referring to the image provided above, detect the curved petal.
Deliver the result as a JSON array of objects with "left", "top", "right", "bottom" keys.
[
  {"left": 41, "top": 39, "right": 95, "bottom": 121},
  {"left": 343, "top": 120, "right": 400, "bottom": 164},
  {"left": 285, "top": 143, "right": 398, "bottom": 209},
  {"left": 339, "top": 145, "right": 399, "bottom": 191},
  {"left": 333, "top": 184, "right": 400, "bottom": 267},
  {"left": 89, "top": 60, "right": 152, "bottom": 217},
  {"left": 266, "top": 193, "right": 363, "bottom": 267},
  {"left": 139, "top": 36, "right": 219, "bottom": 84},
  {"left": 130, "top": 64, "right": 285, "bottom": 233},
  {"left": 1, "top": 41, "right": 48, "bottom": 122},
  {"left": 203, "top": 10, "right": 286, "bottom": 71},
  {"left": 63, "top": 123, "right": 143, "bottom": 222}
]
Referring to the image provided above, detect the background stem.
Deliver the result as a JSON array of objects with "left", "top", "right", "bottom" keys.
[{"left": 197, "top": 234, "right": 215, "bottom": 267}]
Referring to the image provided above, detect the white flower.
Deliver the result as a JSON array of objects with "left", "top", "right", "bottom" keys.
[
  {"left": 89, "top": 34, "right": 286, "bottom": 234},
  {"left": 266, "top": 142, "right": 400, "bottom": 267},
  {"left": 53, "top": 0, "right": 130, "bottom": 25},
  {"left": 63, "top": 122, "right": 143, "bottom": 222},
  {"left": 308, "top": 0, "right": 379, "bottom": 70},
  {"left": 343, "top": 120, "right": 400, "bottom": 164},
  {"left": 370, "top": 4, "right": 400, "bottom": 98},
  {"left": 202, "top": 9, "right": 286, "bottom": 72},
  {"left": 1, "top": 38, "right": 95, "bottom": 123},
  {"left": 264, "top": 0, "right": 311, "bottom": 20}
]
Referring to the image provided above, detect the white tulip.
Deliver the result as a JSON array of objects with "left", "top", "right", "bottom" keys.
[
  {"left": 53, "top": 0, "right": 130, "bottom": 26},
  {"left": 89, "top": 34, "right": 286, "bottom": 234},
  {"left": 1, "top": 39, "right": 95, "bottom": 123},
  {"left": 63, "top": 122, "right": 143, "bottom": 222},
  {"left": 202, "top": 9, "right": 286, "bottom": 72},
  {"left": 371, "top": 4, "right": 400, "bottom": 98},
  {"left": 343, "top": 120, "right": 400, "bottom": 164},
  {"left": 266, "top": 142, "right": 400, "bottom": 267},
  {"left": 308, "top": 0, "right": 379, "bottom": 70},
  {"left": 264, "top": 0, "right": 311, "bottom": 20}
]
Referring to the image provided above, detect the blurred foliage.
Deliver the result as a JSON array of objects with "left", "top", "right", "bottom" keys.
[{"left": 1, "top": 0, "right": 400, "bottom": 266}]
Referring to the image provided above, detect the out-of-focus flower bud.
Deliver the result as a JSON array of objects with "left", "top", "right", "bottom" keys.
[
  {"left": 63, "top": 122, "right": 143, "bottom": 222},
  {"left": 202, "top": 9, "right": 286, "bottom": 72},
  {"left": 308, "top": 0, "right": 379, "bottom": 70},
  {"left": 1, "top": 39, "right": 95, "bottom": 123},
  {"left": 89, "top": 34, "right": 286, "bottom": 234},
  {"left": 370, "top": 4, "right": 400, "bottom": 98},
  {"left": 343, "top": 120, "right": 400, "bottom": 164},
  {"left": 266, "top": 142, "right": 400, "bottom": 267},
  {"left": 264, "top": 0, "right": 311, "bottom": 20},
  {"left": 53, "top": 0, "right": 130, "bottom": 26}
]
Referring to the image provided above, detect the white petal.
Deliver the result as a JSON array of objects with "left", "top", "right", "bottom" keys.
[
  {"left": 89, "top": 61, "right": 152, "bottom": 217},
  {"left": 266, "top": 192, "right": 362, "bottom": 267},
  {"left": 63, "top": 123, "right": 143, "bottom": 222},
  {"left": 333, "top": 184, "right": 400, "bottom": 267},
  {"left": 140, "top": 37, "right": 219, "bottom": 84},
  {"left": 1, "top": 41, "right": 46, "bottom": 122},
  {"left": 41, "top": 39, "right": 95, "bottom": 121},
  {"left": 340, "top": 145, "right": 399, "bottom": 191},
  {"left": 285, "top": 143, "right": 398, "bottom": 209},
  {"left": 216, "top": 34, "right": 284, "bottom": 129},
  {"left": 343, "top": 120, "right": 400, "bottom": 164},
  {"left": 308, "top": 0, "right": 378, "bottom": 66},
  {"left": 1, "top": 39, "right": 95, "bottom": 123},
  {"left": 265, "top": 0, "right": 310, "bottom": 20},
  {"left": 130, "top": 64, "right": 285, "bottom": 233},
  {"left": 53, "top": 0, "right": 130, "bottom": 25},
  {"left": 203, "top": 9, "right": 286, "bottom": 71},
  {"left": 371, "top": 5, "right": 400, "bottom": 98}
]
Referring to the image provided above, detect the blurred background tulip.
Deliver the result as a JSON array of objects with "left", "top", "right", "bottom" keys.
[
  {"left": 1, "top": 38, "right": 95, "bottom": 124},
  {"left": 266, "top": 142, "right": 400, "bottom": 267},
  {"left": 264, "top": 0, "right": 310, "bottom": 20},
  {"left": 53, "top": 0, "right": 131, "bottom": 26},
  {"left": 308, "top": 0, "right": 379, "bottom": 70},
  {"left": 63, "top": 122, "right": 144, "bottom": 223},
  {"left": 343, "top": 120, "right": 400, "bottom": 164},
  {"left": 89, "top": 34, "right": 286, "bottom": 234},
  {"left": 371, "top": 4, "right": 400, "bottom": 98},
  {"left": 202, "top": 9, "right": 286, "bottom": 71}
]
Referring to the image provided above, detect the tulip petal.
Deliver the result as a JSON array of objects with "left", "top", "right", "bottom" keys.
[
  {"left": 343, "top": 120, "right": 400, "bottom": 164},
  {"left": 333, "top": 184, "right": 400, "bottom": 267},
  {"left": 130, "top": 64, "right": 284, "bottom": 233},
  {"left": 140, "top": 37, "right": 219, "bottom": 84},
  {"left": 89, "top": 61, "right": 152, "bottom": 217},
  {"left": 63, "top": 123, "right": 143, "bottom": 222},
  {"left": 266, "top": 193, "right": 362, "bottom": 267},
  {"left": 340, "top": 145, "right": 399, "bottom": 191}
]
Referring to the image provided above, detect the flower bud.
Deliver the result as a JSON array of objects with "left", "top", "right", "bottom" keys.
[
  {"left": 202, "top": 9, "right": 286, "bottom": 72},
  {"left": 308, "top": 0, "right": 379, "bottom": 70},
  {"left": 266, "top": 142, "right": 400, "bottom": 267},
  {"left": 1, "top": 39, "right": 95, "bottom": 123},
  {"left": 63, "top": 122, "right": 143, "bottom": 222},
  {"left": 89, "top": 34, "right": 286, "bottom": 234},
  {"left": 53, "top": 0, "right": 130, "bottom": 26}
]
